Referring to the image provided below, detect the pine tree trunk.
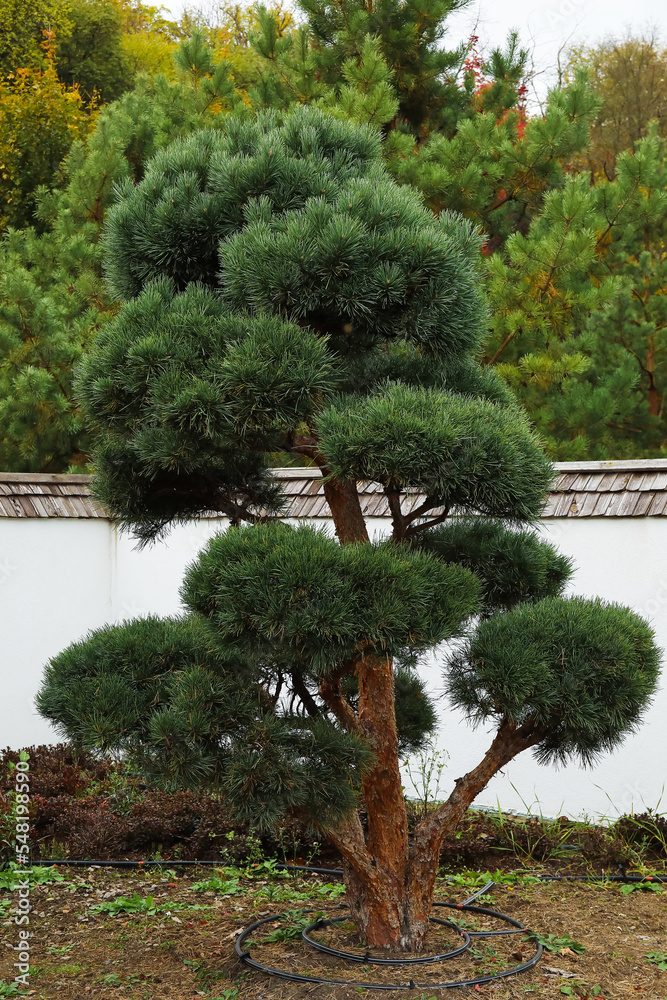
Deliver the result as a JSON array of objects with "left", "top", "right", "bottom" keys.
[
  {"left": 320, "top": 474, "right": 418, "bottom": 950},
  {"left": 343, "top": 864, "right": 430, "bottom": 951},
  {"left": 319, "top": 473, "right": 548, "bottom": 952}
]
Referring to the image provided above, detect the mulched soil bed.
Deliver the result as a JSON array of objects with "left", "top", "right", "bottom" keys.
[{"left": 1, "top": 865, "right": 666, "bottom": 1000}]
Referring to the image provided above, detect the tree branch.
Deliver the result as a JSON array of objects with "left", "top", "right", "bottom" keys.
[
  {"left": 408, "top": 716, "right": 547, "bottom": 899},
  {"left": 318, "top": 661, "right": 361, "bottom": 734},
  {"left": 487, "top": 328, "right": 520, "bottom": 366},
  {"left": 404, "top": 506, "right": 450, "bottom": 538},
  {"left": 402, "top": 495, "right": 440, "bottom": 525},
  {"left": 290, "top": 670, "right": 321, "bottom": 718},
  {"left": 320, "top": 810, "right": 374, "bottom": 883},
  {"left": 386, "top": 487, "right": 406, "bottom": 540}
]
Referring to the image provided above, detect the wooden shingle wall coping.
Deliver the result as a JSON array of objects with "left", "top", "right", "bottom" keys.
[{"left": 3, "top": 461, "right": 667, "bottom": 519}]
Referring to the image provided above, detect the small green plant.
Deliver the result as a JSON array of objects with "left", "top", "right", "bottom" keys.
[
  {"left": 488, "top": 790, "right": 577, "bottom": 865},
  {"left": 0, "top": 864, "right": 65, "bottom": 890},
  {"left": 246, "top": 909, "right": 320, "bottom": 946},
  {"left": 469, "top": 943, "right": 503, "bottom": 971},
  {"left": 253, "top": 883, "right": 308, "bottom": 903},
  {"left": 312, "top": 881, "right": 346, "bottom": 899},
  {"left": 91, "top": 893, "right": 162, "bottom": 916},
  {"left": 47, "top": 944, "right": 74, "bottom": 956},
  {"left": 46, "top": 840, "right": 69, "bottom": 861},
  {"left": 89, "top": 760, "right": 146, "bottom": 817},
  {"left": 245, "top": 832, "right": 264, "bottom": 864},
  {"left": 444, "top": 869, "right": 541, "bottom": 889},
  {"left": 90, "top": 893, "right": 209, "bottom": 917},
  {"left": 403, "top": 742, "right": 449, "bottom": 821},
  {"left": 189, "top": 873, "right": 241, "bottom": 895},
  {"left": 645, "top": 951, "right": 667, "bottom": 971},
  {"left": 612, "top": 794, "right": 667, "bottom": 858},
  {"left": 0, "top": 984, "right": 29, "bottom": 997},
  {"left": 51, "top": 963, "right": 81, "bottom": 975},
  {"left": 268, "top": 910, "right": 321, "bottom": 942},
  {"left": 100, "top": 972, "right": 157, "bottom": 986},
  {"left": 526, "top": 932, "right": 586, "bottom": 954},
  {"left": 253, "top": 880, "right": 345, "bottom": 904},
  {"left": 618, "top": 880, "right": 663, "bottom": 895},
  {"left": 560, "top": 987, "right": 605, "bottom": 999},
  {"left": 244, "top": 858, "right": 289, "bottom": 879},
  {"left": 183, "top": 959, "right": 234, "bottom": 993}
]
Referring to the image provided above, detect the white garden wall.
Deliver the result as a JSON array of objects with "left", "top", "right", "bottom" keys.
[{"left": 1, "top": 507, "right": 666, "bottom": 822}]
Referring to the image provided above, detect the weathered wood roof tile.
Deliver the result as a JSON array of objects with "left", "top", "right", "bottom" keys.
[{"left": 3, "top": 460, "right": 667, "bottom": 520}]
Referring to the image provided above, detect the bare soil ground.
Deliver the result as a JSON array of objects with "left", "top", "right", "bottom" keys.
[{"left": 1, "top": 865, "right": 666, "bottom": 1000}]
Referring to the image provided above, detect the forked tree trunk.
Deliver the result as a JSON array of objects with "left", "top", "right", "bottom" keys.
[
  {"left": 327, "top": 716, "right": 546, "bottom": 952},
  {"left": 318, "top": 470, "right": 545, "bottom": 951}
]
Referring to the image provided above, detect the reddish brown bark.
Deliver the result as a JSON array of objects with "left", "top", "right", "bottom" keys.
[
  {"left": 320, "top": 476, "right": 369, "bottom": 544},
  {"left": 311, "top": 452, "right": 369, "bottom": 545},
  {"left": 325, "top": 717, "right": 545, "bottom": 951},
  {"left": 406, "top": 718, "right": 547, "bottom": 924}
]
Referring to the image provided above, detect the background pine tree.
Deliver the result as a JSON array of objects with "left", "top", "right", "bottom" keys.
[{"left": 0, "top": 33, "right": 243, "bottom": 471}]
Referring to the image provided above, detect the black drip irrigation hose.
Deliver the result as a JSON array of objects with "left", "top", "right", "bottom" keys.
[
  {"left": 23, "top": 858, "right": 667, "bottom": 884},
  {"left": 234, "top": 896, "right": 543, "bottom": 991}
]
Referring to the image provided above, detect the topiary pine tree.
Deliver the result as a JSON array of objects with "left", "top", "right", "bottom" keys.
[{"left": 37, "top": 107, "right": 661, "bottom": 951}]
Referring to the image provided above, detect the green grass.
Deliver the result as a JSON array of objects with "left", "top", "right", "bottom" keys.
[{"left": 189, "top": 874, "right": 242, "bottom": 894}]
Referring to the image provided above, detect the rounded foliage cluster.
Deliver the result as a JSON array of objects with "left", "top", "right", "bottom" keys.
[
  {"left": 76, "top": 279, "right": 340, "bottom": 542},
  {"left": 36, "top": 615, "right": 245, "bottom": 754},
  {"left": 447, "top": 596, "right": 661, "bottom": 765},
  {"left": 220, "top": 177, "right": 487, "bottom": 359},
  {"left": 102, "top": 106, "right": 487, "bottom": 360},
  {"left": 316, "top": 382, "right": 554, "bottom": 522},
  {"left": 36, "top": 614, "right": 372, "bottom": 827},
  {"left": 182, "top": 522, "right": 481, "bottom": 672},
  {"left": 415, "top": 518, "right": 572, "bottom": 614},
  {"left": 103, "top": 108, "right": 383, "bottom": 299}
]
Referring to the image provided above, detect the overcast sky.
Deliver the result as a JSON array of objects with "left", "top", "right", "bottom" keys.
[
  {"left": 162, "top": 0, "right": 666, "bottom": 104},
  {"left": 445, "top": 0, "right": 665, "bottom": 102}
]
